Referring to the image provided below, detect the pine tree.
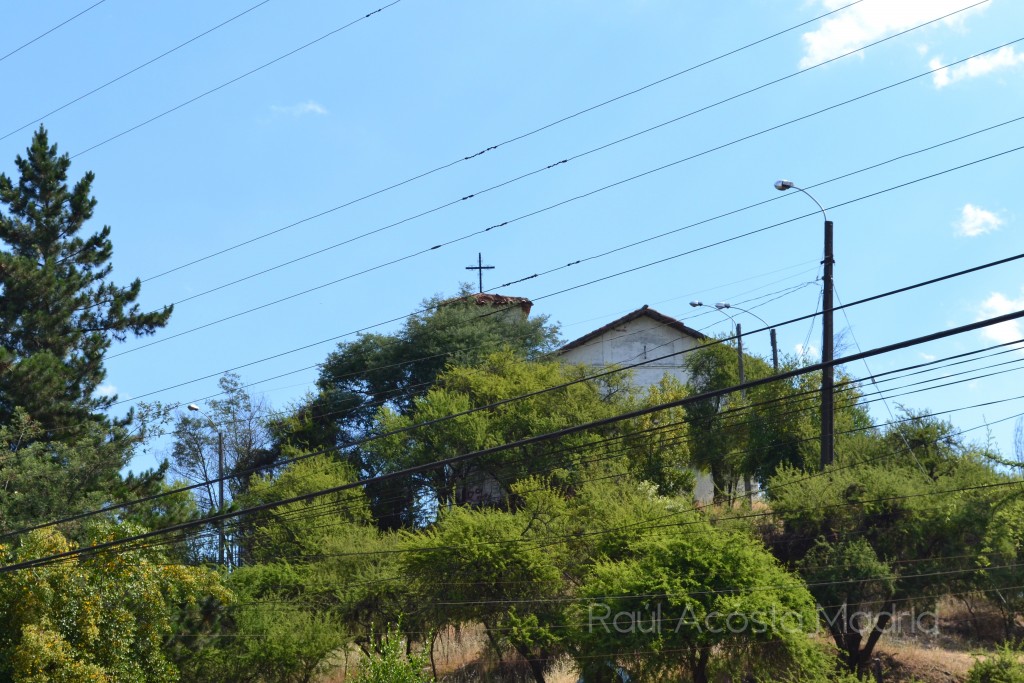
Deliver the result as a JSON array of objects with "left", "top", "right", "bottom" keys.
[{"left": 0, "top": 126, "right": 172, "bottom": 435}]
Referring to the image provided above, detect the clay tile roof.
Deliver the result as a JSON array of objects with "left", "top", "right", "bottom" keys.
[
  {"left": 558, "top": 304, "right": 705, "bottom": 353},
  {"left": 440, "top": 293, "right": 533, "bottom": 316}
]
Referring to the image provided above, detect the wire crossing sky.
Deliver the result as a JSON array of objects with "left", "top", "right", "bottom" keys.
[{"left": 1, "top": 0, "right": 1022, "bottom": 470}]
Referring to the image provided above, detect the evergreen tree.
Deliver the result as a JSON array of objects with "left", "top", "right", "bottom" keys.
[{"left": 0, "top": 126, "right": 171, "bottom": 435}]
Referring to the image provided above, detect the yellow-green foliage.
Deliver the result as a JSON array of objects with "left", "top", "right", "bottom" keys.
[
  {"left": 0, "top": 526, "right": 229, "bottom": 683},
  {"left": 366, "top": 350, "right": 693, "bottom": 519}
]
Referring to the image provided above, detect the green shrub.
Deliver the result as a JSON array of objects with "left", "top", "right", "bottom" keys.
[
  {"left": 354, "top": 626, "right": 434, "bottom": 683},
  {"left": 967, "top": 646, "right": 1024, "bottom": 683}
]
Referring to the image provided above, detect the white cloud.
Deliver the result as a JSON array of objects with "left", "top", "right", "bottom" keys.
[
  {"left": 270, "top": 100, "right": 328, "bottom": 117},
  {"left": 931, "top": 46, "right": 1024, "bottom": 88},
  {"left": 955, "top": 203, "right": 1003, "bottom": 237},
  {"left": 917, "top": 44, "right": 929, "bottom": 56},
  {"left": 919, "top": 352, "right": 937, "bottom": 361},
  {"left": 795, "top": 343, "right": 820, "bottom": 359},
  {"left": 800, "top": 0, "right": 986, "bottom": 68},
  {"left": 977, "top": 288, "right": 1024, "bottom": 349},
  {"left": 96, "top": 383, "right": 117, "bottom": 398}
]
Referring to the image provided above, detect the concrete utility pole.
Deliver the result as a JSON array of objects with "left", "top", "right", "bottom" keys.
[
  {"left": 774, "top": 180, "right": 834, "bottom": 470},
  {"left": 217, "top": 430, "right": 225, "bottom": 565},
  {"left": 188, "top": 404, "right": 226, "bottom": 565},
  {"left": 691, "top": 300, "right": 750, "bottom": 502}
]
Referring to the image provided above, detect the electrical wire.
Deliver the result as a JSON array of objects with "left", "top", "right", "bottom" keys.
[
  {"left": 0, "top": 1, "right": 108, "bottom": 65},
  {"left": 6, "top": 309, "right": 1023, "bottom": 574},
  {"left": 0, "top": 0, "right": 275, "bottom": 143},
  {"left": 129, "top": 1, "right": 987, "bottom": 308},
  {"left": 135, "top": 0, "right": 869, "bottom": 282},
  {"left": 10, "top": 266, "right": 1023, "bottom": 551},
  {"left": 104, "top": 38, "right": 1024, "bottom": 359},
  {"left": 105, "top": 140, "right": 1024, "bottom": 398},
  {"left": 68, "top": 0, "right": 403, "bottom": 159}
]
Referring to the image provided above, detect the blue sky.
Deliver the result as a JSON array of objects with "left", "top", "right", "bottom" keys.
[{"left": 2, "top": 0, "right": 1023, "bottom": 471}]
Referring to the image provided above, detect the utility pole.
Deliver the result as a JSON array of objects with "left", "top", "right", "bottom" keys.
[
  {"left": 774, "top": 180, "right": 833, "bottom": 471},
  {"left": 735, "top": 322, "right": 746, "bottom": 395},
  {"left": 769, "top": 328, "right": 779, "bottom": 373},
  {"left": 188, "top": 403, "right": 227, "bottom": 566},
  {"left": 218, "top": 430, "right": 225, "bottom": 566},
  {"left": 690, "top": 301, "right": 751, "bottom": 502},
  {"left": 821, "top": 219, "right": 835, "bottom": 469}
]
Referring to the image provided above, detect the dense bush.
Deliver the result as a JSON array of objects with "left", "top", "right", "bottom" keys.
[
  {"left": 967, "top": 646, "right": 1024, "bottom": 683},
  {"left": 354, "top": 626, "right": 434, "bottom": 683}
]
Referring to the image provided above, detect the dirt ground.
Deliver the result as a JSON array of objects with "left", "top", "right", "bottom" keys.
[{"left": 322, "top": 599, "right": 1019, "bottom": 682}]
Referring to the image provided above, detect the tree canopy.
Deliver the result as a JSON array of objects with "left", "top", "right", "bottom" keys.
[{"left": 0, "top": 126, "right": 171, "bottom": 435}]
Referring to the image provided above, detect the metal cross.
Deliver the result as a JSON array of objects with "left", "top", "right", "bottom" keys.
[{"left": 465, "top": 252, "right": 494, "bottom": 293}]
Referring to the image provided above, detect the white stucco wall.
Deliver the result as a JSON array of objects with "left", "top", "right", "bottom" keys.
[
  {"left": 559, "top": 315, "right": 701, "bottom": 384},
  {"left": 559, "top": 313, "right": 715, "bottom": 503}
]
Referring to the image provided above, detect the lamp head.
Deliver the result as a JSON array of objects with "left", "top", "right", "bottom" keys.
[
  {"left": 714, "top": 302, "right": 731, "bottom": 310},
  {"left": 774, "top": 179, "right": 795, "bottom": 191},
  {"left": 689, "top": 301, "right": 703, "bottom": 308},
  {"left": 187, "top": 404, "right": 200, "bottom": 412}
]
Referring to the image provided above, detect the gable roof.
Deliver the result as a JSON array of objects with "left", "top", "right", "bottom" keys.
[{"left": 559, "top": 305, "right": 705, "bottom": 353}]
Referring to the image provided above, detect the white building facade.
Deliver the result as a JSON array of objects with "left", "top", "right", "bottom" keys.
[{"left": 558, "top": 305, "right": 715, "bottom": 503}]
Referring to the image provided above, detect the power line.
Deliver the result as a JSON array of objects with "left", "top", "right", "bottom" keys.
[
  {"left": 108, "top": 36, "right": 1023, "bottom": 351},
  {"left": 0, "top": 1, "right": 109, "bottom": 65},
  {"left": 518, "top": 144, "right": 1024, "bottom": 308},
  {"left": 158, "top": 69, "right": 1024, "bottom": 316},
  {"left": 107, "top": 247, "right": 1024, "bottom": 413},
  {"left": 43, "top": 354, "right": 1024, "bottom": 570},
  {"left": 19, "top": 262, "right": 1019, "bottom": 544},
  {"left": 6, "top": 309, "right": 1023, "bottom": 574},
  {"left": 171, "top": 268, "right": 817, "bottom": 415},
  {"left": 0, "top": 0, "right": 274, "bottom": 143},
  {"left": 68, "top": 0, "right": 403, "bottom": 159},
  {"left": 88, "top": 332, "right": 1024, "bottom": 551},
  {"left": 135, "top": 0, "right": 869, "bottom": 282},
  {"left": 105, "top": 135, "right": 1024, "bottom": 371},
  {"left": 143, "top": 0, "right": 982, "bottom": 300}
]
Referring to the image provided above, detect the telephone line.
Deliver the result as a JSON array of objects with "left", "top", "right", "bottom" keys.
[
  {"left": 69, "top": 334, "right": 1024, "bottom": 550},
  {"left": 4, "top": 309, "right": 1022, "bottom": 574},
  {"left": 0, "top": 1, "right": 108, "bottom": 65},
  {"left": 110, "top": 36, "right": 1021, "bottom": 348},
  {"left": 0, "top": 0, "right": 274, "bottom": 143},
  {"left": 46, "top": 390, "right": 1024, "bottom": 568},
  {"left": 108, "top": 248, "right": 1024, "bottom": 419},
  {"left": 165, "top": 268, "right": 815, "bottom": 419},
  {"left": 20, "top": 400, "right": 1024, "bottom": 574},
  {"left": 136, "top": 2, "right": 982, "bottom": 305},
  {"left": 208, "top": 361, "right": 1024, "bottom": 551},
  {"left": 137, "top": 0, "right": 867, "bottom": 282},
  {"left": 68, "top": 0, "right": 403, "bottom": 159},
  {"left": 106, "top": 136, "right": 1024, "bottom": 368}
]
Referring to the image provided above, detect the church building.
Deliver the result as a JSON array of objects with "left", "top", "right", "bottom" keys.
[{"left": 558, "top": 305, "right": 715, "bottom": 503}]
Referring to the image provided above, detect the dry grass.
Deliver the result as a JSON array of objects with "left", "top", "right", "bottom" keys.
[
  {"left": 318, "top": 624, "right": 582, "bottom": 683},
  {"left": 874, "top": 642, "right": 976, "bottom": 682},
  {"left": 319, "top": 606, "right": 1020, "bottom": 683}
]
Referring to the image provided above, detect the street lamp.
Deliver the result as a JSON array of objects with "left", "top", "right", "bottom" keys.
[
  {"left": 187, "top": 403, "right": 226, "bottom": 566},
  {"left": 714, "top": 302, "right": 779, "bottom": 372},
  {"left": 692, "top": 301, "right": 758, "bottom": 502},
  {"left": 690, "top": 301, "right": 746, "bottom": 395},
  {"left": 774, "top": 179, "right": 834, "bottom": 471}
]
